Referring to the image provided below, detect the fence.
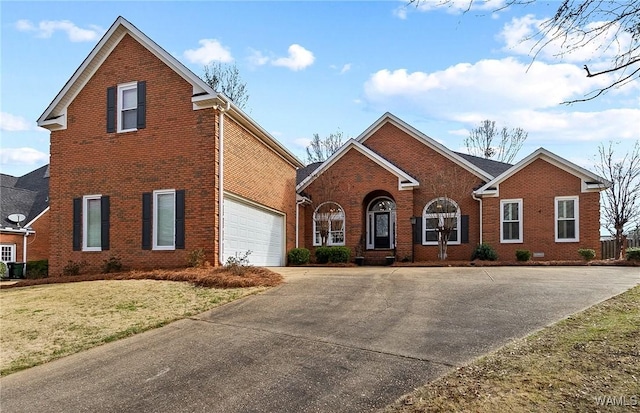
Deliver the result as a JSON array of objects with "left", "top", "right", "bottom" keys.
[{"left": 601, "top": 238, "right": 640, "bottom": 259}]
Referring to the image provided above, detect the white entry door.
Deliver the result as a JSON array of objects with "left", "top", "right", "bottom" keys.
[{"left": 223, "top": 196, "right": 285, "bottom": 266}]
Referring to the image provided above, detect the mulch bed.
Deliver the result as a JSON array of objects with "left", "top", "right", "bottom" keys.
[{"left": 0, "top": 266, "right": 283, "bottom": 290}]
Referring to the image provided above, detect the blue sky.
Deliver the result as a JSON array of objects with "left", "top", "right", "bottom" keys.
[{"left": 1, "top": 1, "right": 638, "bottom": 178}]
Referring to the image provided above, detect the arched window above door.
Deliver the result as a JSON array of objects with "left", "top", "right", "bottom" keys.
[{"left": 366, "top": 197, "right": 396, "bottom": 250}]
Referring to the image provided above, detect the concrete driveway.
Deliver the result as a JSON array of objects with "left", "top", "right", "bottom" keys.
[{"left": 1, "top": 266, "right": 638, "bottom": 412}]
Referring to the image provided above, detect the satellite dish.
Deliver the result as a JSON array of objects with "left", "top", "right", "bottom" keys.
[{"left": 7, "top": 214, "right": 26, "bottom": 224}]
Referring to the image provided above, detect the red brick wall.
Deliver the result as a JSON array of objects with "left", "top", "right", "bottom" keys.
[
  {"left": 303, "top": 147, "right": 414, "bottom": 259},
  {"left": 362, "top": 123, "right": 484, "bottom": 261},
  {"left": 482, "top": 158, "right": 601, "bottom": 261},
  {"left": 223, "top": 116, "right": 298, "bottom": 257},
  {"left": 49, "top": 34, "right": 218, "bottom": 275}
]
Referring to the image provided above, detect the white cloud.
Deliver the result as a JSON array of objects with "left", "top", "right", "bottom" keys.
[
  {"left": 0, "top": 112, "right": 33, "bottom": 131},
  {"left": 408, "top": 0, "right": 507, "bottom": 15},
  {"left": 247, "top": 49, "right": 269, "bottom": 67},
  {"left": 362, "top": 58, "right": 639, "bottom": 148},
  {"left": 184, "top": 39, "right": 233, "bottom": 65},
  {"left": 272, "top": 44, "right": 315, "bottom": 71},
  {"left": 498, "top": 15, "right": 634, "bottom": 69},
  {"left": 293, "top": 137, "right": 312, "bottom": 148},
  {"left": 0, "top": 147, "right": 49, "bottom": 165},
  {"left": 340, "top": 63, "right": 352, "bottom": 74},
  {"left": 16, "top": 19, "right": 103, "bottom": 42}
]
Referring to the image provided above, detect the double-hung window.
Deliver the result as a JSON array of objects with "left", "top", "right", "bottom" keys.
[
  {"left": 555, "top": 196, "right": 579, "bottom": 242},
  {"left": 73, "top": 195, "right": 110, "bottom": 251},
  {"left": 423, "top": 198, "right": 460, "bottom": 245},
  {"left": 142, "top": 189, "right": 185, "bottom": 251},
  {"left": 118, "top": 82, "right": 138, "bottom": 132},
  {"left": 501, "top": 199, "right": 523, "bottom": 243},
  {"left": 107, "top": 81, "right": 146, "bottom": 133},
  {"left": 313, "top": 202, "right": 345, "bottom": 246},
  {"left": 1, "top": 244, "right": 16, "bottom": 262}
]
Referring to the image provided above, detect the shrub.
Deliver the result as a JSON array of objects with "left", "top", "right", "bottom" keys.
[
  {"left": 328, "top": 246, "right": 351, "bottom": 263},
  {"left": 102, "top": 256, "right": 123, "bottom": 273},
  {"left": 626, "top": 247, "right": 640, "bottom": 261},
  {"left": 0, "top": 261, "right": 7, "bottom": 279},
  {"left": 26, "top": 260, "right": 48, "bottom": 279},
  {"left": 578, "top": 248, "right": 596, "bottom": 261},
  {"left": 315, "top": 246, "right": 331, "bottom": 264},
  {"left": 62, "top": 260, "right": 88, "bottom": 276},
  {"left": 225, "top": 250, "right": 252, "bottom": 276},
  {"left": 187, "top": 248, "right": 206, "bottom": 268},
  {"left": 287, "top": 248, "right": 310, "bottom": 265},
  {"left": 471, "top": 243, "right": 498, "bottom": 261},
  {"left": 515, "top": 249, "right": 532, "bottom": 262}
]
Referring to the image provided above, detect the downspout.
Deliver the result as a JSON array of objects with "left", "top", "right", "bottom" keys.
[
  {"left": 216, "top": 99, "right": 231, "bottom": 265},
  {"left": 472, "top": 192, "right": 482, "bottom": 244},
  {"left": 22, "top": 231, "right": 29, "bottom": 277}
]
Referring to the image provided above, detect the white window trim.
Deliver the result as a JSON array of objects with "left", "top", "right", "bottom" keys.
[
  {"left": 153, "top": 189, "right": 176, "bottom": 250},
  {"left": 117, "top": 81, "right": 138, "bottom": 133},
  {"left": 313, "top": 202, "right": 345, "bottom": 246},
  {"left": 1, "top": 244, "right": 16, "bottom": 262},
  {"left": 555, "top": 196, "right": 579, "bottom": 242},
  {"left": 422, "top": 198, "right": 461, "bottom": 246},
  {"left": 82, "top": 194, "right": 102, "bottom": 252},
  {"left": 500, "top": 199, "right": 523, "bottom": 243}
]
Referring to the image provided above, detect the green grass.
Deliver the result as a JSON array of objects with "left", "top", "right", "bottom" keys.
[{"left": 0, "top": 280, "right": 267, "bottom": 376}]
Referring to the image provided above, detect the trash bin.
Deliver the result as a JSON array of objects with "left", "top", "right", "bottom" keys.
[{"left": 7, "top": 262, "right": 25, "bottom": 279}]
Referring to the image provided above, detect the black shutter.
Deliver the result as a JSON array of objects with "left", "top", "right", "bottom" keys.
[
  {"left": 175, "top": 190, "right": 185, "bottom": 249},
  {"left": 101, "top": 196, "right": 110, "bottom": 250},
  {"left": 73, "top": 198, "right": 82, "bottom": 251},
  {"left": 137, "top": 81, "right": 146, "bottom": 129},
  {"left": 142, "top": 193, "right": 152, "bottom": 250},
  {"left": 412, "top": 217, "right": 423, "bottom": 244},
  {"left": 461, "top": 215, "right": 469, "bottom": 244},
  {"left": 106, "top": 86, "right": 116, "bottom": 133}
]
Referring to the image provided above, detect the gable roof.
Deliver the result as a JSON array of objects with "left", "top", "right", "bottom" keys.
[
  {"left": 37, "top": 16, "right": 302, "bottom": 168},
  {"left": 296, "top": 162, "right": 323, "bottom": 185},
  {"left": 474, "top": 147, "right": 610, "bottom": 196},
  {"left": 356, "top": 113, "right": 494, "bottom": 182},
  {"left": 296, "top": 139, "right": 419, "bottom": 192},
  {"left": 1, "top": 164, "right": 50, "bottom": 230}
]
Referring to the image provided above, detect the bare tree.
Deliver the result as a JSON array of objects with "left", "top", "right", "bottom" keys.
[
  {"left": 306, "top": 130, "right": 345, "bottom": 164},
  {"left": 594, "top": 141, "right": 640, "bottom": 259},
  {"left": 464, "top": 120, "right": 527, "bottom": 163},
  {"left": 409, "top": 0, "right": 640, "bottom": 102},
  {"left": 203, "top": 62, "right": 249, "bottom": 109},
  {"left": 428, "top": 169, "right": 478, "bottom": 260},
  {"left": 306, "top": 168, "right": 346, "bottom": 246}
]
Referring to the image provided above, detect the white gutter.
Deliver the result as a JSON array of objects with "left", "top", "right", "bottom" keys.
[
  {"left": 472, "top": 193, "right": 482, "bottom": 244},
  {"left": 22, "top": 233, "right": 29, "bottom": 276},
  {"left": 295, "top": 195, "right": 311, "bottom": 248},
  {"left": 216, "top": 99, "right": 231, "bottom": 265}
]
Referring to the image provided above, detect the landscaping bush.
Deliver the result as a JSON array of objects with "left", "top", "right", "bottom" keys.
[
  {"left": 577, "top": 248, "right": 596, "bottom": 261},
  {"left": 0, "top": 261, "right": 7, "bottom": 279},
  {"left": 626, "top": 247, "right": 640, "bottom": 261},
  {"left": 225, "top": 250, "right": 252, "bottom": 276},
  {"left": 287, "top": 248, "right": 310, "bottom": 265},
  {"left": 26, "top": 260, "right": 48, "bottom": 279},
  {"left": 515, "top": 249, "right": 532, "bottom": 262},
  {"left": 187, "top": 248, "right": 206, "bottom": 268},
  {"left": 328, "top": 246, "right": 351, "bottom": 263},
  {"left": 315, "top": 246, "right": 331, "bottom": 264},
  {"left": 62, "top": 260, "right": 88, "bottom": 276},
  {"left": 471, "top": 243, "right": 498, "bottom": 261},
  {"left": 102, "top": 256, "right": 123, "bottom": 273}
]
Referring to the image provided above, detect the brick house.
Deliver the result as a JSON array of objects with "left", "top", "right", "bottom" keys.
[
  {"left": 38, "top": 17, "right": 303, "bottom": 275},
  {"left": 296, "top": 113, "right": 609, "bottom": 263},
  {"left": 0, "top": 164, "right": 50, "bottom": 274}
]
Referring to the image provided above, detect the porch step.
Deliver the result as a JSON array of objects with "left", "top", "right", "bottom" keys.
[{"left": 362, "top": 250, "right": 395, "bottom": 266}]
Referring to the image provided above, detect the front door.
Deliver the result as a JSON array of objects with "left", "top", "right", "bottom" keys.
[{"left": 374, "top": 212, "right": 390, "bottom": 249}]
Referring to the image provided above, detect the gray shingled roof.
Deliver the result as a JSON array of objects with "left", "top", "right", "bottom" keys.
[
  {"left": 453, "top": 152, "right": 513, "bottom": 177},
  {"left": 296, "top": 162, "right": 323, "bottom": 186},
  {"left": 1, "top": 164, "right": 49, "bottom": 229}
]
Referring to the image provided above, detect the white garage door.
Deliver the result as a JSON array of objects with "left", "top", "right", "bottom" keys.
[{"left": 223, "top": 196, "right": 285, "bottom": 266}]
